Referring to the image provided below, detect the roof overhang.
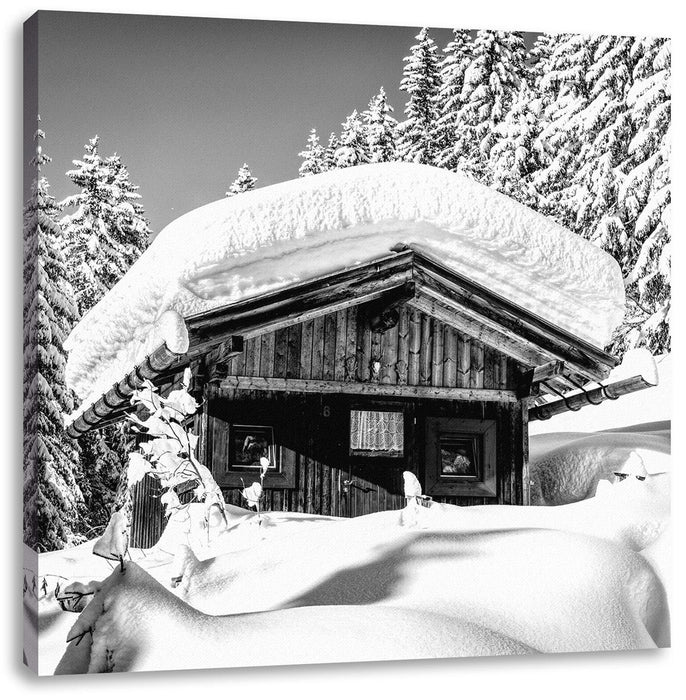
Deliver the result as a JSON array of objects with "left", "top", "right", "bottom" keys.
[{"left": 66, "top": 246, "right": 621, "bottom": 438}]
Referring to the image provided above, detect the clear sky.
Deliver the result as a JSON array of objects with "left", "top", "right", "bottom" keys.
[{"left": 32, "top": 11, "right": 537, "bottom": 234}]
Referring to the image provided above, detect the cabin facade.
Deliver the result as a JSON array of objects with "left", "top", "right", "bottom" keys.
[{"left": 65, "top": 244, "right": 648, "bottom": 547}]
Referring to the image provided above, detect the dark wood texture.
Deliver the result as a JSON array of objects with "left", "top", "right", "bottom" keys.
[
  {"left": 216, "top": 302, "right": 521, "bottom": 390},
  {"left": 205, "top": 389, "right": 528, "bottom": 514},
  {"left": 200, "top": 300, "right": 529, "bottom": 515},
  {"left": 129, "top": 473, "right": 166, "bottom": 548}
]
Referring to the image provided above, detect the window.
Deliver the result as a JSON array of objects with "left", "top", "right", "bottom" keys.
[
  {"left": 425, "top": 417, "right": 497, "bottom": 497},
  {"left": 350, "top": 409, "right": 404, "bottom": 457},
  {"left": 439, "top": 434, "right": 481, "bottom": 480},
  {"left": 207, "top": 401, "right": 296, "bottom": 489},
  {"left": 229, "top": 424, "right": 278, "bottom": 470}
]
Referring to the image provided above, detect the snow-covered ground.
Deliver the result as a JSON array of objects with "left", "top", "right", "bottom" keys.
[
  {"left": 35, "top": 467, "right": 670, "bottom": 674},
  {"left": 31, "top": 354, "right": 670, "bottom": 675}
]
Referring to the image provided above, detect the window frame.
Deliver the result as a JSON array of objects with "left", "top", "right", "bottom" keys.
[{"left": 424, "top": 417, "right": 497, "bottom": 498}]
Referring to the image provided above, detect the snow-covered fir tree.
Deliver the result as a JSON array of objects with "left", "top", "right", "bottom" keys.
[
  {"left": 323, "top": 132, "right": 340, "bottom": 171},
  {"left": 528, "top": 33, "right": 558, "bottom": 89},
  {"left": 435, "top": 29, "right": 472, "bottom": 170},
  {"left": 293, "top": 30, "right": 670, "bottom": 357},
  {"left": 60, "top": 136, "right": 151, "bottom": 315},
  {"left": 78, "top": 424, "right": 133, "bottom": 537},
  {"left": 334, "top": 110, "right": 369, "bottom": 168},
  {"left": 298, "top": 129, "right": 327, "bottom": 177},
  {"left": 396, "top": 27, "right": 442, "bottom": 165},
  {"left": 23, "top": 121, "right": 84, "bottom": 551},
  {"left": 362, "top": 87, "right": 398, "bottom": 163},
  {"left": 571, "top": 35, "right": 635, "bottom": 260},
  {"left": 60, "top": 136, "right": 151, "bottom": 540},
  {"left": 617, "top": 37, "right": 671, "bottom": 353},
  {"left": 489, "top": 80, "right": 545, "bottom": 208},
  {"left": 226, "top": 163, "right": 258, "bottom": 196},
  {"left": 533, "top": 34, "right": 596, "bottom": 228},
  {"left": 450, "top": 30, "right": 527, "bottom": 181}
]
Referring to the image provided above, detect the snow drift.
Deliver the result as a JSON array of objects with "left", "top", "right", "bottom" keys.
[
  {"left": 530, "top": 425, "right": 670, "bottom": 505},
  {"left": 46, "top": 464, "right": 669, "bottom": 674},
  {"left": 64, "top": 162, "right": 624, "bottom": 408}
]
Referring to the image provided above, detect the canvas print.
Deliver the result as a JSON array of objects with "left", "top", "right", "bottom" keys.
[{"left": 23, "top": 11, "right": 671, "bottom": 675}]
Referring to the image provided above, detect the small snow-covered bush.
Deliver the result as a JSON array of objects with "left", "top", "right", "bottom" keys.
[{"left": 125, "top": 369, "right": 227, "bottom": 538}]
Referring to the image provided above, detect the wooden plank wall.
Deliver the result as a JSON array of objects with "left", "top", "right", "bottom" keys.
[
  {"left": 206, "top": 390, "right": 526, "bottom": 515},
  {"left": 127, "top": 302, "right": 528, "bottom": 545},
  {"left": 207, "top": 390, "right": 351, "bottom": 516},
  {"left": 129, "top": 473, "right": 166, "bottom": 548},
  {"left": 219, "top": 303, "right": 519, "bottom": 391},
  {"left": 202, "top": 298, "right": 527, "bottom": 515}
]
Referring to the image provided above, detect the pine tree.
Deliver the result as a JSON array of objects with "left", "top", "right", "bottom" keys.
[
  {"left": 489, "top": 80, "right": 545, "bottom": 208},
  {"left": 396, "top": 27, "right": 442, "bottom": 165},
  {"left": 621, "top": 38, "right": 671, "bottom": 267},
  {"left": 450, "top": 30, "right": 527, "bottom": 181},
  {"left": 226, "top": 163, "right": 258, "bottom": 197},
  {"left": 528, "top": 33, "right": 558, "bottom": 88},
  {"left": 105, "top": 153, "right": 151, "bottom": 273},
  {"left": 334, "top": 110, "right": 369, "bottom": 168},
  {"left": 298, "top": 129, "right": 326, "bottom": 177},
  {"left": 571, "top": 35, "right": 635, "bottom": 260},
  {"left": 23, "top": 120, "right": 84, "bottom": 552},
  {"left": 435, "top": 29, "right": 472, "bottom": 170},
  {"left": 362, "top": 87, "right": 398, "bottom": 163},
  {"left": 617, "top": 37, "right": 671, "bottom": 353},
  {"left": 323, "top": 132, "right": 340, "bottom": 171},
  {"left": 60, "top": 136, "right": 151, "bottom": 540},
  {"left": 77, "top": 424, "right": 133, "bottom": 534},
  {"left": 534, "top": 34, "right": 596, "bottom": 227},
  {"left": 60, "top": 136, "right": 151, "bottom": 315}
]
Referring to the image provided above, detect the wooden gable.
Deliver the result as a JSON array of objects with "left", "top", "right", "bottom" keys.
[{"left": 205, "top": 301, "right": 523, "bottom": 394}]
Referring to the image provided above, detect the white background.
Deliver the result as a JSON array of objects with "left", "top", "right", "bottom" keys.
[{"left": 3, "top": 1, "right": 683, "bottom": 697}]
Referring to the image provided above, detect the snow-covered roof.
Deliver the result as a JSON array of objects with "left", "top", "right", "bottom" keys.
[{"left": 65, "top": 163, "right": 625, "bottom": 412}]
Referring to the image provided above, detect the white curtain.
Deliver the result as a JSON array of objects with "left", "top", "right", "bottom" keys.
[{"left": 350, "top": 410, "right": 403, "bottom": 452}]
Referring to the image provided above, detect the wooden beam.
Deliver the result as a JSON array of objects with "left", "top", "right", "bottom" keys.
[
  {"left": 219, "top": 375, "right": 518, "bottom": 403},
  {"left": 516, "top": 360, "right": 566, "bottom": 399},
  {"left": 365, "top": 282, "right": 416, "bottom": 332},
  {"left": 409, "top": 294, "right": 550, "bottom": 369},
  {"left": 531, "top": 359, "right": 566, "bottom": 383},
  {"left": 66, "top": 342, "right": 186, "bottom": 438},
  {"left": 529, "top": 375, "right": 656, "bottom": 421}
]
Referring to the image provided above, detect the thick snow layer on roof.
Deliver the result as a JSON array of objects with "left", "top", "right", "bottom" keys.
[{"left": 64, "top": 163, "right": 625, "bottom": 406}]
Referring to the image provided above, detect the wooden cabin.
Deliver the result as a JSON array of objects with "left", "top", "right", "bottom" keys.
[
  {"left": 64, "top": 164, "right": 655, "bottom": 547},
  {"left": 65, "top": 244, "right": 655, "bottom": 546}
]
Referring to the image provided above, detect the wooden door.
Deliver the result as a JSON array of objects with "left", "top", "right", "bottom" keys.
[{"left": 342, "top": 398, "right": 412, "bottom": 517}]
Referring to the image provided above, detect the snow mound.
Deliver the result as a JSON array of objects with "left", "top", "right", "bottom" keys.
[
  {"left": 56, "top": 563, "right": 533, "bottom": 674},
  {"left": 55, "top": 517, "right": 665, "bottom": 674},
  {"left": 64, "top": 163, "right": 624, "bottom": 405},
  {"left": 530, "top": 425, "right": 670, "bottom": 505},
  {"left": 48, "top": 465, "right": 670, "bottom": 674}
]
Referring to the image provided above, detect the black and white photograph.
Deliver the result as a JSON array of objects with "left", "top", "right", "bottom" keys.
[{"left": 16, "top": 0, "right": 676, "bottom": 688}]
